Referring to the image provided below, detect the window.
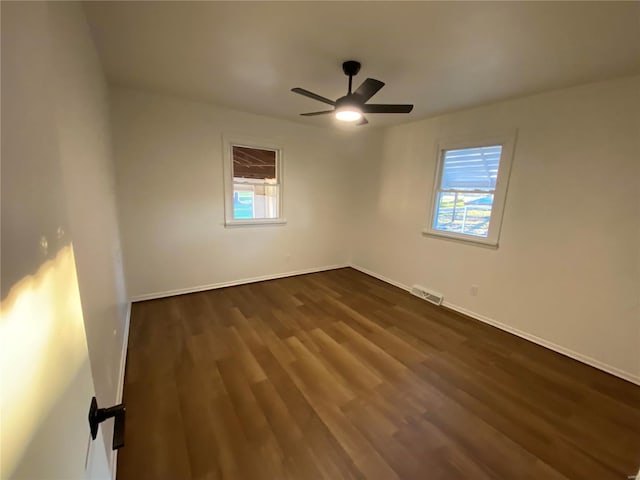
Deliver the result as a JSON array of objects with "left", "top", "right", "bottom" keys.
[
  {"left": 425, "top": 133, "right": 516, "bottom": 246},
  {"left": 223, "top": 136, "right": 284, "bottom": 226}
]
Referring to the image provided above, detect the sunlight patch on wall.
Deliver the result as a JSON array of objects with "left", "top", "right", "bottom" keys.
[{"left": 1, "top": 245, "right": 89, "bottom": 477}]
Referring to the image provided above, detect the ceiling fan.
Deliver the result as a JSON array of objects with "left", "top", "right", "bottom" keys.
[{"left": 291, "top": 60, "right": 414, "bottom": 125}]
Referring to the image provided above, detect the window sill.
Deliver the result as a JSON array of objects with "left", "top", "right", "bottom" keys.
[
  {"left": 225, "top": 218, "right": 287, "bottom": 228},
  {"left": 421, "top": 228, "right": 499, "bottom": 249}
]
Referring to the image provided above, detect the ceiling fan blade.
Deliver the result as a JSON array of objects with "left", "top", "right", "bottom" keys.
[
  {"left": 291, "top": 88, "right": 336, "bottom": 106},
  {"left": 356, "top": 116, "right": 369, "bottom": 126},
  {"left": 353, "top": 78, "right": 385, "bottom": 102},
  {"left": 362, "top": 104, "right": 414, "bottom": 114},
  {"left": 300, "top": 110, "right": 334, "bottom": 116}
]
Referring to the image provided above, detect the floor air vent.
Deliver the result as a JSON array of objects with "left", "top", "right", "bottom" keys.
[{"left": 410, "top": 285, "right": 444, "bottom": 306}]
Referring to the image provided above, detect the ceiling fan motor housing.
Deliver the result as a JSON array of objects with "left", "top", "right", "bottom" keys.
[
  {"left": 342, "top": 60, "right": 361, "bottom": 77},
  {"left": 336, "top": 95, "right": 361, "bottom": 109}
]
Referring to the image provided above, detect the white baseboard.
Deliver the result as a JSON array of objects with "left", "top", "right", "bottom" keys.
[
  {"left": 350, "top": 264, "right": 413, "bottom": 293},
  {"left": 110, "top": 301, "right": 131, "bottom": 480},
  {"left": 349, "top": 264, "right": 640, "bottom": 386},
  {"left": 443, "top": 302, "right": 640, "bottom": 386},
  {"left": 129, "top": 264, "right": 349, "bottom": 302}
]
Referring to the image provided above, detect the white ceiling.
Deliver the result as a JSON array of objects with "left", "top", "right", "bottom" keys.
[{"left": 84, "top": 1, "right": 640, "bottom": 128}]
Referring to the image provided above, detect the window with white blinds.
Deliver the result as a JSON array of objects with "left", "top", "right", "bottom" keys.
[{"left": 425, "top": 134, "right": 516, "bottom": 246}]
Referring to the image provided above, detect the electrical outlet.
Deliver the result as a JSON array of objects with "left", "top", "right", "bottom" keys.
[{"left": 470, "top": 285, "right": 479, "bottom": 296}]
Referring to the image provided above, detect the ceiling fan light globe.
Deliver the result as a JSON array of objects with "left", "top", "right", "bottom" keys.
[{"left": 335, "top": 108, "right": 362, "bottom": 122}]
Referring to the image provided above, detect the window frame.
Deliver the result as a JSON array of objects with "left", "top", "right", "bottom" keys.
[
  {"left": 222, "top": 134, "right": 286, "bottom": 227},
  {"left": 424, "top": 132, "right": 517, "bottom": 247}
]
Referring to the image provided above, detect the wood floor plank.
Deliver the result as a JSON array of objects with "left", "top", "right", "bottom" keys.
[{"left": 118, "top": 268, "right": 640, "bottom": 480}]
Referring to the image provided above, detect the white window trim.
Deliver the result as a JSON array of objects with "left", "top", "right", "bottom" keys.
[
  {"left": 423, "top": 131, "right": 517, "bottom": 247},
  {"left": 222, "top": 134, "right": 286, "bottom": 227}
]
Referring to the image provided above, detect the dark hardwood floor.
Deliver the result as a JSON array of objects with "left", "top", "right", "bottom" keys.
[{"left": 117, "top": 268, "right": 640, "bottom": 480}]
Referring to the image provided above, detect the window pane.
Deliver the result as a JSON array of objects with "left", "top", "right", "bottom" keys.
[
  {"left": 433, "top": 192, "right": 494, "bottom": 238},
  {"left": 441, "top": 145, "right": 502, "bottom": 191},
  {"left": 233, "top": 184, "right": 279, "bottom": 220},
  {"left": 233, "top": 189, "right": 254, "bottom": 219},
  {"left": 232, "top": 146, "right": 276, "bottom": 180},
  {"left": 252, "top": 184, "right": 279, "bottom": 219}
]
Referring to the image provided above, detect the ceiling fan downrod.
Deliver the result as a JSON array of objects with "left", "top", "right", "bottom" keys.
[{"left": 342, "top": 60, "right": 361, "bottom": 95}]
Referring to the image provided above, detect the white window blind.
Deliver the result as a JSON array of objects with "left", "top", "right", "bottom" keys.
[{"left": 441, "top": 146, "right": 502, "bottom": 191}]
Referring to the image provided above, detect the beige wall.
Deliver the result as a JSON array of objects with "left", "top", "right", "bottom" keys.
[
  {"left": 110, "top": 87, "right": 364, "bottom": 300},
  {"left": 351, "top": 76, "right": 640, "bottom": 382},
  {"left": 1, "top": 1, "right": 127, "bottom": 476},
  {"left": 49, "top": 2, "right": 129, "bottom": 463}
]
